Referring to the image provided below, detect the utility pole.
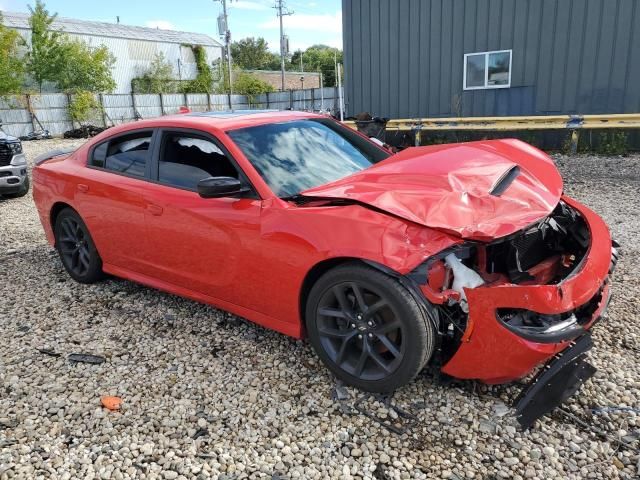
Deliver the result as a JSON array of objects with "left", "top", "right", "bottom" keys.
[
  {"left": 216, "top": 0, "right": 233, "bottom": 106},
  {"left": 274, "top": 0, "right": 293, "bottom": 91}
]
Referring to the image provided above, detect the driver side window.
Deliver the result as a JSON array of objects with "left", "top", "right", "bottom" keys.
[{"left": 158, "top": 133, "right": 240, "bottom": 191}]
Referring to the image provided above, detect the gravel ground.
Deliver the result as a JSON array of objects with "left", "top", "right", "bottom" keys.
[{"left": 1, "top": 139, "right": 639, "bottom": 480}]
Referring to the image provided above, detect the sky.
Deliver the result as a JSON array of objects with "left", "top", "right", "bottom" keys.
[{"left": 0, "top": 0, "right": 342, "bottom": 52}]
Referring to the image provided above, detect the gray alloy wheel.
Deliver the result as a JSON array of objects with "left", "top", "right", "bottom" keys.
[{"left": 306, "top": 262, "right": 435, "bottom": 393}]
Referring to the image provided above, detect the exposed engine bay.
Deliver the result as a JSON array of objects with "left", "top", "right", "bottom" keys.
[{"left": 409, "top": 200, "right": 597, "bottom": 361}]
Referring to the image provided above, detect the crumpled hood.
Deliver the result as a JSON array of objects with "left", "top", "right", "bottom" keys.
[{"left": 301, "top": 139, "right": 563, "bottom": 241}]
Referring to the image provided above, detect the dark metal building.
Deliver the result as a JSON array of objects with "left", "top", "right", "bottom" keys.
[{"left": 342, "top": 0, "right": 640, "bottom": 118}]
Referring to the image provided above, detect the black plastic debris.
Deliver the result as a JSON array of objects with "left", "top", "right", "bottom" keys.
[
  {"left": 331, "top": 382, "right": 353, "bottom": 415},
  {"left": 353, "top": 393, "right": 418, "bottom": 435},
  {"left": 63, "top": 125, "right": 107, "bottom": 139},
  {"left": 515, "top": 334, "right": 596, "bottom": 429},
  {"left": 37, "top": 348, "right": 61, "bottom": 357},
  {"left": 68, "top": 353, "right": 106, "bottom": 365},
  {"left": 192, "top": 428, "right": 208, "bottom": 440}
]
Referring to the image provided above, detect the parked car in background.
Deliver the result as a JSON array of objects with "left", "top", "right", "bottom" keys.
[
  {"left": 31, "top": 111, "right": 617, "bottom": 427},
  {"left": 0, "top": 120, "right": 29, "bottom": 198}
]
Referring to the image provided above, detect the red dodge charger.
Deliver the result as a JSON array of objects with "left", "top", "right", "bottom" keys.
[{"left": 33, "top": 111, "right": 617, "bottom": 426}]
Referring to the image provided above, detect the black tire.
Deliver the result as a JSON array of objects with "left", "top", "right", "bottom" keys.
[
  {"left": 54, "top": 208, "right": 104, "bottom": 284},
  {"left": 306, "top": 262, "right": 436, "bottom": 393},
  {"left": 3, "top": 176, "right": 30, "bottom": 199}
]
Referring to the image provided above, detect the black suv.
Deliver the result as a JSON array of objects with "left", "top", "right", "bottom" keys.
[{"left": 0, "top": 119, "right": 29, "bottom": 198}]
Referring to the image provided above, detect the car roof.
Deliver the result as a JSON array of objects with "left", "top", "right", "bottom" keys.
[{"left": 119, "top": 110, "right": 327, "bottom": 133}]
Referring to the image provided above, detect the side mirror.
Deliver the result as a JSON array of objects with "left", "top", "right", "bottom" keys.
[{"left": 197, "top": 176, "right": 248, "bottom": 198}]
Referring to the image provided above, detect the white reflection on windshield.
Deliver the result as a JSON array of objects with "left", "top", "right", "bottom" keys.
[{"left": 229, "top": 120, "right": 376, "bottom": 197}]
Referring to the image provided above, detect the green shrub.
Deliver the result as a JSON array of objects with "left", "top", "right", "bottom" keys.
[
  {"left": 68, "top": 91, "right": 101, "bottom": 125},
  {"left": 596, "top": 130, "right": 628, "bottom": 156}
]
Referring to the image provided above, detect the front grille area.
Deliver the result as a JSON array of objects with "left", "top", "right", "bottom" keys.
[{"left": 0, "top": 144, "right": 13, "bottom": 167}]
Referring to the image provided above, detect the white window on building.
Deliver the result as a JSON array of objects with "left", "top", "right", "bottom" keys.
[{"left": 463, "top": 50, "right": 512, "bottom": 90}]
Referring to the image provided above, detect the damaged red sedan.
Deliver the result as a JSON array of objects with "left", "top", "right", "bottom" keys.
[{"left": 33, "top": 111, "right": 617, "bottom": 426}]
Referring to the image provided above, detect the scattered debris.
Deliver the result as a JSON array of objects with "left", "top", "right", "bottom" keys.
[
  {"left": 591, "top": 406, "right": 640, "bottom": 416},
  {"left": 68, "top": 353, "right": 106, "bottom": 365},
  {"left": 100, "top": 396, "right": 123, "bottom": 411},
  {"left": 37, "top": 348, "right": 61, "bottom": 357},
  {"left": 331, "top": 382, "right": 353, "bottom": 415},
  {"left": 192, "top": 428, "right": 208, "bottom": 440},
  {"left": 493, "top": 401, "right": 511, "bottom": 417},
  {"left": 353, "top": 393, "right": 418, "bottom": 435},
  {"left": 63, "top": 125, "right": 107, "bottom": 139}
]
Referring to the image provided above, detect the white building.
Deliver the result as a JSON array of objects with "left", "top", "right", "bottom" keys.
[{"left": 1, "top": 11, "right": 223, "bottom": 93}]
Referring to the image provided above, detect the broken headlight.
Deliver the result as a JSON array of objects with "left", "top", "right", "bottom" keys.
[{"left": 497, "top": 308, "right": 584, "bottom": 343}]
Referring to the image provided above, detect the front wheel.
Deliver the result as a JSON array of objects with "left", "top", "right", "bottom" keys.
[
  {"left": 306, "top": 263, "right": 436, "bottom": 393},
  {"left": 54, "top": 208, "right": 104, "bottom": 284}
]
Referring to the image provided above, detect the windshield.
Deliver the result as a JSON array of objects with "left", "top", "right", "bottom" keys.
[{"left": 227, "top": 119, "right": 390, "bottom": 197}]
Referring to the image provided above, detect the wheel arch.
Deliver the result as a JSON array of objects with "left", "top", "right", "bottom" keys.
[
  {"left": 50, "top": 201, "right": 76, "bottom": 235},
  {"left": 298, "top": 257, "right": 404, "bottom": 336}
]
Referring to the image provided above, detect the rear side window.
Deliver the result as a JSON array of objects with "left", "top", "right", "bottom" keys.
[
  {"left": 158, "top": 133, "right": 239, "bottom": 190},
  {"left": 91, "top": 131, "right": 152, "bottom": 178}
]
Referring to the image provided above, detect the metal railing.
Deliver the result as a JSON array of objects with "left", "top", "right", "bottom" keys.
[{"left": 344, "top": 113, "right": 640, "bottom": 152}]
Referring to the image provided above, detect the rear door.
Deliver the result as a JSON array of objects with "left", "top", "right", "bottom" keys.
[
  {"left": 76, "top": 129, "right": 156, "bottom": 273},
  {"left": 140, "top": 128, "right": 263, "bottom": 305}
]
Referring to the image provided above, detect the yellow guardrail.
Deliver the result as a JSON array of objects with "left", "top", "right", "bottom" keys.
[
  {"left": 344, "top": 113, "right": 640, "bottom": 131},
  {"left": 344, "top": 113, "right": 640, "bottom": 151}
]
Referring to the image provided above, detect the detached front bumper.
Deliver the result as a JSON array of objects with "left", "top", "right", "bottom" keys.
[{"left": 441, "top": 196, "right": 614, "bottom": 383}]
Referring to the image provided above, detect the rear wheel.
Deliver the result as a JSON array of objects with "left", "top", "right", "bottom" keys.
[
  {"left": 306, "top": 263, "right": 436, "bottom": 393},
  {"left": 54, "top": 208, "right": 104, "bottom": 283}
]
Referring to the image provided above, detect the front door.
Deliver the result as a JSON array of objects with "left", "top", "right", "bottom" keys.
[{"left": 140, "top": 130, "right": 263, "bottom": 305}]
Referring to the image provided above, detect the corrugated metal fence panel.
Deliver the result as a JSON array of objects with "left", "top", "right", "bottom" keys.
[
  {"left": 210, "top": 94, "right": 230, "bottom": 110},
  {"left": 0, "top": 88, "right": 342, "bottom": 136},
  {"left": 133, "top": 94, "right": 162, "bottom": 119},
  {"left": 187, "top": 94, "right": 209, "bottom": 112},
  {"left": 267, "top": 91, "right": 291, "bottom": 111},
  {"left": 160, "top": 94, "right": 186, "bottom": 115},
  {"left": 343, "top": 0, "right": 640, "bottom": 117},
  {"left": 0, "top": 96, "right": 30, "bottom": 138},
  {"left": 102, "top": 94, "right": 135, "bottom": 124},
  {"left": 32, "top": 95, "right": 71, "bottom": 135}
]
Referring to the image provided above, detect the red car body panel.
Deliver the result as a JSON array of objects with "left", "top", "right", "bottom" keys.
[
  {"left": 32, "top": 112, "right": 613, "bottom": 385},
  {"left": 303, "top": 139, "right": 563, "bottom": 241}
]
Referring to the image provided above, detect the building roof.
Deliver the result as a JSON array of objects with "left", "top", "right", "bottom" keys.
[{"left": 0, "top": 11, "right": 222, "bottom": 47}]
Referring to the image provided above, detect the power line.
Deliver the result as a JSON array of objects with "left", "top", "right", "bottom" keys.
[{"left": 273, "top": 0, "right": 294, "bottom": 91}]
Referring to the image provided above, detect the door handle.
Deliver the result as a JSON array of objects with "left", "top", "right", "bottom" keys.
[
  {"left": 77, "top": 184, "right": 89, "bottom": 193},
  {"left": 147, "top": 204, "right": 163, "bottom": 216}
]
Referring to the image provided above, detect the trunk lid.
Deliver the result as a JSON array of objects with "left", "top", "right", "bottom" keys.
[{"left": 301, "top": 139, "right": 563, "bottom": 241}]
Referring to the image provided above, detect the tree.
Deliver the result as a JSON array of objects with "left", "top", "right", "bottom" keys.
[
  {"left": 290, "top": 45, "right": 343, "bottom": 87},
  {"left": 231, "top": 37, "right": 281, "bottom": 70},
  {"left": 233, "top": 71, "right": 274, "bottom": 98},
  {"left": 56, "top": 40, "right": 116, "bottom": 93},
  {"left": 133, "top": 53, "right": 175, "bottom": 93},
  {"left": 25, "top": 0, "right": 65, "bottom": 92},
  {"left": 0, "top": 13, "right": 25, "bottom": 95}
]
